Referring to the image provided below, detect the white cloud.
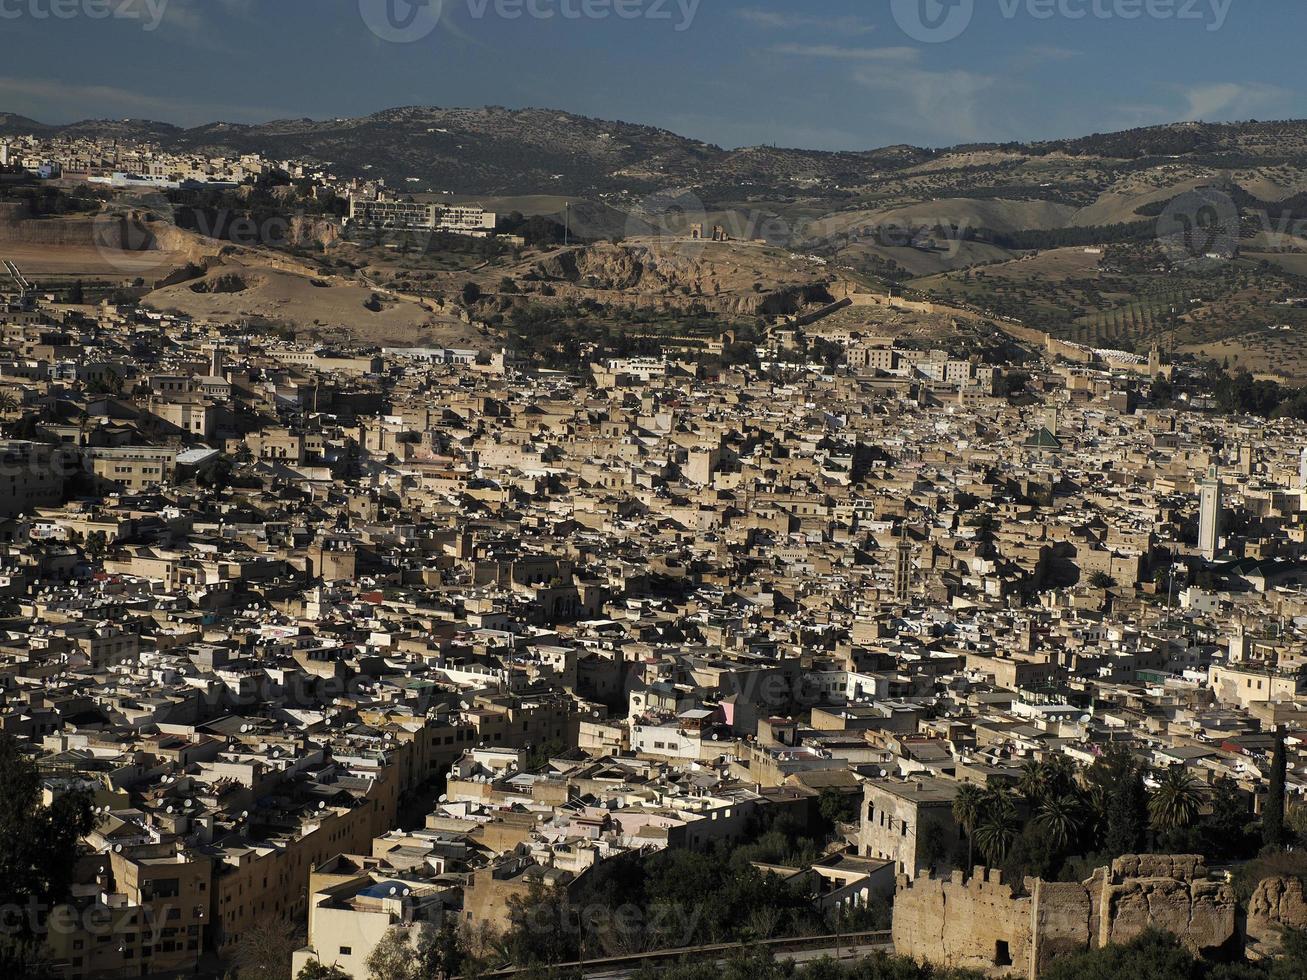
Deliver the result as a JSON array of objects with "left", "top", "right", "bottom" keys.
[
  {"left": 738, "top": 8, "right": 876, "bottom": 34},
  {"left": 850, "top": 63, "right": 1001, "bottom": 144},
  {"left": 145, "top": 0, "right": 260, "bottom": 53},
  {"left": 1014, "top": 45, "right": 1080, "bottom": 68},
  {"left": 1180, "top": 82, "right": 1286, "bottom": 121},
  {"left": 771, "top": 44, "right": 919, "bottom": 63}
]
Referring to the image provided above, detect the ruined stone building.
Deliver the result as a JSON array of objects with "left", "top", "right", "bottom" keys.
[{"left": 892, "top": 855, "right": 1237, "bottom": 978}]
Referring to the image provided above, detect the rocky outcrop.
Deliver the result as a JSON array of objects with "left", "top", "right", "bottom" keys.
[
  {"left": 288, "top": 214, "right": 341, "bottom": 249},
  {"left": 1247, "top": 876, "right": 1307, "bottom": 960},
  {"left": 533, "top": 245, "right": 646, "bottom": 290},
  {"left": 527, "top": 242, "right": 833, "bottom": 316}
]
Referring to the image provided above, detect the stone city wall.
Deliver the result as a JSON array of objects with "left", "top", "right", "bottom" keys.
[{"left": 893, "top": 855, "right": 1238, "bottom": 979}]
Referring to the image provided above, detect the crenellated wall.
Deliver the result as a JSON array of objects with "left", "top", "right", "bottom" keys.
[{"left": 892, "top": 866, "right": 1034, "bottom": 975}]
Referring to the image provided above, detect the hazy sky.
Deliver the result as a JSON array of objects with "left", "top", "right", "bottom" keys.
[{"left": 0, "top": 0, "right": 1293, "bottom": 149}]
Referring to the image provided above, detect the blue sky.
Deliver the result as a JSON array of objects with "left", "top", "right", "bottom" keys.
[{"left": 0, "top": 0, "right": 1296, "bottom": 149}]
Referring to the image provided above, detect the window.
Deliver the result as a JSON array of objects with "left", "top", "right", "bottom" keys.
[
  {"left": 995, "top": 941, "right": 1012, "bottom": 967},
  {"left": 340, "top": 946, "right": 353, "bottom": 956}
]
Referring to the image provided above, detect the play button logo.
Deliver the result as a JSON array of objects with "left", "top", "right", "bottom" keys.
[{"left": 891, "top": 0, "right": 974, "bottom": 43}]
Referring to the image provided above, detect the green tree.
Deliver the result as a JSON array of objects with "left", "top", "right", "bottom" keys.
[
  {"left": 1265, "top": 727, "right": 1288, "bottom": 850},
  {"left": 503, "top": 881, "right": 578, "bottom": 966},
  {"left": 1149, "top": 766, "right": 1207, "bottom": 833},
  {"left": 1003, "top": 820, "right": 1069, "bottom": 883},
  {"left": 1042, "top": 929, "right": 1204, "bottom": 980},
  {"left": 1040, "top": 754, "right": 1079, "bottom": 799},
  {"left": 231, "top": 918, "right": 301, "bottom": 980},
  {"left": 0, "top": 736, "right": 94, "bottom": 946},
  {"left": 1204, "top": 777, "right": 1251, "bottom": 860},
  {"left": 0, "top": 939, "right": 57, "bottom": 980},
  {"left": 84, "top": 530, "right": 109, "bottom": 561},
  {"left": 1035, "top": 794, "right": 1083, "bottom": 852},
  {"left": 974, "top": 789, "right": 1019, "bottom": 865},
  {"left": 952, "top": 783, "right": 985, "bottom": 870},
  {"left": 1087, "top": 746, "right": 1149, "bottom": 857},
  {"left": 817, "top": 787, "right": 859, "bottom": 828},
  {"left": 365, "top": 927, "right": 421, "bottom": 980},
  {"left": 296, "top": 963, "right": 351, "bottom": 980},
  {"left": 1269, "top": 927, "right": 1307, "bottom": 980},
  {"left": 417, "top": 921, "right": 467, "bottom": 980},
  {"left": 1018, "top": 759, "right": 1048, "bottom": 804}
]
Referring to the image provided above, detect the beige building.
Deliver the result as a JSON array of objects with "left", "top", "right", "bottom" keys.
[
  {"left": 47, "top": 842, "right": 211, "bottom": 980},
  {"left": 292, "top": 858, "right": 450, "bottom": 979},
  {"left": 87, "top": 447, "right": 177, "bottom": 490},
  {"left": 858, "top": 777, "right": 961, "bottom": 879},
  {"left": 1209, "top": 663, "right": 1307, "bottom": 708}
]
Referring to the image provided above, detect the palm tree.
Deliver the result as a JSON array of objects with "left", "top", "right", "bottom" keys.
[
  {"left": 1018, "top": 759, "right": 1047, "bottom": 804},
  {"left": 1149, "top": 765, "right": 1208, "bottom": 832},
  {"left": 1041, "top": 753, "right": 1078, "bottom": 799},
  {"left": 985, "top": 786, "right": 1019, "bottom": 821},
  {"left": 974, "top": 811, "right": 1018, "bottom": 866},
  {"left": 1035, "top": 794, "right": 1083, "bottom": 851},
  {"left": 953, "top": 783, "right": 985, "bottom": 870},
  {"left": 972, "top": 787, "right": 1019, "bottom": 866}
]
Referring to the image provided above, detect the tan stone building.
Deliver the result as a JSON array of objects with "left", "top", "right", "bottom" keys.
[{"left": 858, "top": 777, "right": 961, "bottom": 879}]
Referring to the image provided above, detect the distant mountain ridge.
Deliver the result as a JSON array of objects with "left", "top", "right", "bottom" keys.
[{"left": 5, "top": 106, "right": 1307, "bottom": 197}]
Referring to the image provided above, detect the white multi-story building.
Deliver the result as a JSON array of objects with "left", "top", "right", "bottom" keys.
[{"left": 349, "top": 196, "right": 497, "bottom": 237}]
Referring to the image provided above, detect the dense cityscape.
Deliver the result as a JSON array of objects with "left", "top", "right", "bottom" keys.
[{"left": 4, "top": 4, "right": 1307, "bottom": 980}]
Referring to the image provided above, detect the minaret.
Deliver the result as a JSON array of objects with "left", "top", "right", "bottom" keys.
[
  {"left": 893, "top": 526, "right": 914, "bottom": 603},
  {"left": 1199, "top": 465, "right": 1222, "bottom": 561}
]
